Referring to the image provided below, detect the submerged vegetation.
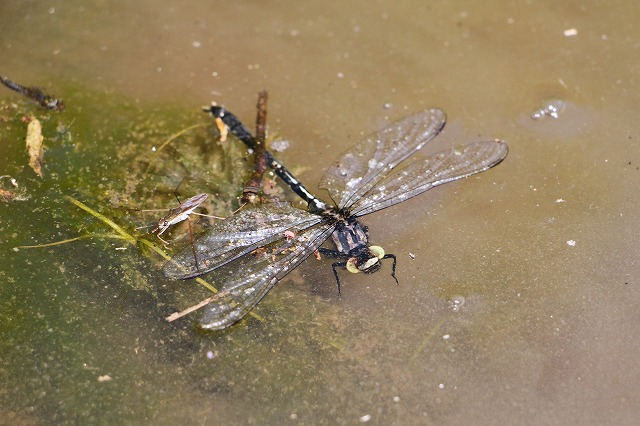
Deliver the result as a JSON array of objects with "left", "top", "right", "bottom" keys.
[{"left": 0, "top": 85, "right": 257, "bottom": 316}]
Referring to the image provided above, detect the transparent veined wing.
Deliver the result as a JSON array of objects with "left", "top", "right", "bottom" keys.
[
  {"left": 199, "top": 222, "right": 336, "bottom": 330},
  {"left": 349, "top": 140, "right": 508, "bottom": 217},
  {"left": 318, "top": 109, "right": 446, "bottom": 209},
  {"left": 163, "top": 202, "right": 322, "bottom": 280}
]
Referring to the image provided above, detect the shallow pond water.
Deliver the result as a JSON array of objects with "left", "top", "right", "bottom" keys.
[{"left": 1, "top": 1, "right": 639, "bottom": 424}]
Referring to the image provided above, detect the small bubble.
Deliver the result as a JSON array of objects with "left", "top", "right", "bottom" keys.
[
  {"left": 449, "top": 295, "right": 465, "bottom": 312},
  {"left": 531, "top": 99, "right": 566, "bottom": 120}
]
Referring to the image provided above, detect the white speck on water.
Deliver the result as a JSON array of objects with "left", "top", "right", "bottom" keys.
[
  {"left": 359, "top": 414, "right": 371, "bottom": 423},
  {"left": 564, "top": 28, "right": 578, "bottom": 37},
  {"left": 567, "top": 240, "right": 576, "bottom": 247},
  {"left": 192, "top": 41, "right": 202, "bottom": 48},
  {"left": 337, "top": 72, "right": 345, "bottom": 79},
  {"left": 556, "top": 198, "right": 566, "bottom": 203}
]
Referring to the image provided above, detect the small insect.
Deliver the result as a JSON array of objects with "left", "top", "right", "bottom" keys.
[
  {"left": 0, "top": 75, "right": 64, "bottom": 111},
  {"left": 143, "top": 193, "right": 223, "bottom": 245}
]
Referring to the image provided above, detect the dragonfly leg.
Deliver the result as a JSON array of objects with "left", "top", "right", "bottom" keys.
[
  {"left": 330, "top": 261, "right": 347, "bottom": 296},
  {"left": 187, "top": 217, "right": 201, "bottom": 272},
  {"left": 383, "top": 253, "right": 399, "bottom": 284}
]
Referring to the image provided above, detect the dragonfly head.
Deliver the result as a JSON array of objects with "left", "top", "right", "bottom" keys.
[{"left": 346, "top": 246, "right": 386, "bottom": 274}]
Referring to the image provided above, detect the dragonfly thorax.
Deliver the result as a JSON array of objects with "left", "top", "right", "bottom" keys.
[{"left": 330, "top": 216, "right": 369, "bottom": 255}]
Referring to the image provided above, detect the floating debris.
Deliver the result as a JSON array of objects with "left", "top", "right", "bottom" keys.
[
  {"left": 270, "top": 139, "right": 290, "bottom": 152},
  {"left": 0, "top": 188, "right": 16, "bottom": 202},
  {"left": 25, "top": 117, "right": 44, "bottom": 177},
  {"left": 0, "top": 175, "right": 18, "bottom": 202},
  {"left": 0, "top": 75, "right": 64, "bottom": 111},
  {"left": 563, "top": 28, "right": 578, "bottom": 37}
]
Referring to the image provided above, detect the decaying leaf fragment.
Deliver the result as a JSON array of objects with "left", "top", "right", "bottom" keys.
[
  {"left": 25, "top": 117, "right": 44, "bottom": 177},
  {"left": 214, "top": 116, "right": 228, "bottom": 142}
]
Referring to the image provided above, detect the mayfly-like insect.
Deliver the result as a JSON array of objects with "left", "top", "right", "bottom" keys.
[
  {"left": 0, "top": 75, "right": 64, "bottom": 111},
  {"left": 141, "top": 193, "right": 223, "bottom": 245},
  {"left": 164, "top": 106, "right": 508, "bottom": 330}
]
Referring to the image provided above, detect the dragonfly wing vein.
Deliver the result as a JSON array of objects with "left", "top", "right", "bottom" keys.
[
  {"left": 350, "top": 140, "right": 508, "bottom": 217},
  {"left": 200, "top": 223, "right": 336, "bottom": 330},
  {"left": 163, "top": 203, "right": 321, "bottom": 279},
  {"left": 318, "top": 109, "right": 446, "bottom": 209}
]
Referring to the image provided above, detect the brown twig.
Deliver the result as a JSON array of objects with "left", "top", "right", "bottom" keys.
[{"left": 240, "top": 90, "right": 269, "bottom": 204}]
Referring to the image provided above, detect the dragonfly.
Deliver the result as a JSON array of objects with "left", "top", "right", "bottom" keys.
[{"left": 163, "top": 106, "right": 508, "bottom": 330}]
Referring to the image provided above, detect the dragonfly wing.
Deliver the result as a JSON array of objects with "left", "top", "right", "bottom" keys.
[
  {"left": 199, "top": 223, "right": 336, "bottom": 330},
  {"left": 163, "top": 203, "right": 321, "bottom": 279},
  {"left": 349, "top": 140, "right": 508, "bottom": 217},
  {"left": 318, "top": 109, "right": 446, "bottom": 209}
]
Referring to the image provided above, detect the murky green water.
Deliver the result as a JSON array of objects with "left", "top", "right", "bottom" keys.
[{"left": 1, "top": 1, "right": 639, "bottom": 424}]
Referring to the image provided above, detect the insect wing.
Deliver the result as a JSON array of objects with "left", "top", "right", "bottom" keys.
[
  {"left": 349, "top": 140, "right": 508, "bottom": 217},
  {"left": 163, "top": 203, "right": 321, "bottom": 279},
  {"left": 199, "top": 223, "right": 336, "bottom": 330},
  {"left": 318, "top": 109, "right": 446, "bottom": 209},
  {"left": 178, "top": 193, "right": 208, "bottom": 213}
]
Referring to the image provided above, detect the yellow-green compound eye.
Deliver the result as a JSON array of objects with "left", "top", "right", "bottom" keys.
[
  {"left": 346, "top": 257, "right": 360, "bottom": 274},
  {"left": 369, "top": 246, "right": 385, "bottom": 259}
]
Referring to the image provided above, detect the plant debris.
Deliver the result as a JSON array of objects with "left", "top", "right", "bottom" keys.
[{"left": 25, "top": 116, "right": 44, "bottom": 177}]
